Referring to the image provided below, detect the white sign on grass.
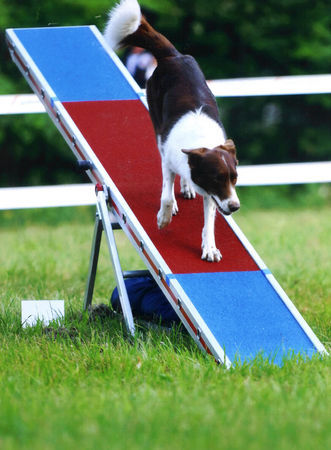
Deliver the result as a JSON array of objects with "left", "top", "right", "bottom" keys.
[{"left": 21, "top": 300, "right": 64, "bottom": 327}]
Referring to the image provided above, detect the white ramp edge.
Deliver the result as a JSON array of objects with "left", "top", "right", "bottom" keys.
[{"left": 0, "top": 162, "right": 330, "bottom": 210}]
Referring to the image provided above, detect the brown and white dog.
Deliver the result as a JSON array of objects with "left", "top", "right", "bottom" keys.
[{"left": 104, "top": 0, "right": 240, "bottom": 262}]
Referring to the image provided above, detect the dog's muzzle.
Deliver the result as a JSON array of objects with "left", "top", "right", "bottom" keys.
[{"left": 212, "top": 196, "right": 240, "bottom": 215}]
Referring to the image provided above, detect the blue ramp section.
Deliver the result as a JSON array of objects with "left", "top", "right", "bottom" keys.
[
  {"left": 169, "top": 271, "right": 317, "bottom": 365},
  {"left": 14, "top": 27, "right": 139, "bottom": 102}
]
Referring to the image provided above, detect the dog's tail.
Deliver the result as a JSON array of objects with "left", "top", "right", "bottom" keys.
[{"left": 104, "top": 0, "right": 178, "bottom": 60}]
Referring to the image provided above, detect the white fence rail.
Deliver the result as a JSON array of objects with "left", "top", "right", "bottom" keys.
[
  {"left": 1, "top": 160, "right": 331, "bottom": 211},
  {"left": 1, "top": 75, "right": 329, "bottom": 210},
  {"left": 208, "top": 74, "right": 331, "bottom": 97},
  {"left": 0, "top": 184, "right": 96, "bottom": 210},
  {"left": 0, "top": 93, "right": 45, "bottom": 115},
  {"left": 237, "top": 161, "right": 331, "bottom": 186},
  {"left": 1, "top": 74, "right": 331, "bottom": 115}
]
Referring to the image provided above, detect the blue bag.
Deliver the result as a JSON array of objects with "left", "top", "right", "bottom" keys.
[{"left": 111, "top": 277, "right": 180, "bottom": 325}]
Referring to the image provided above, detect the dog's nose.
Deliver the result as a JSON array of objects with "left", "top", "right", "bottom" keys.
[{"left": 228, "top": 201, "right": 240, "bottom": 212}]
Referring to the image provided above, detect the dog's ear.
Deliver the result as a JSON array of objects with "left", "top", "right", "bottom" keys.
[
  {"left": 218, "top": 139, "right": 239, "bottom": 165},
  {"left": 182, "top": 148, "right": 207, "bottom": 156},
  {"left": 219, "top": 139, "right": 236, "bottom": 155},
  {"left": 182, "top": 148, "right": 207, "bottom": 169}
]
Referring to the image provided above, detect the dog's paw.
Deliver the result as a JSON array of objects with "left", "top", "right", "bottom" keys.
[
  {"left": 180, "top": 177, "right": 196, "bottom": 199},
  {"left": 201, "top": 245, "right": 222, "bottom": 262},
  {"left": 157, "top": 204, "right": 173, "bottom": 229}
]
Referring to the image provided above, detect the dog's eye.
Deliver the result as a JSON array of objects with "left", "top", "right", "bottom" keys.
[{"left": 230, "top": 174, "right": 237, "bottom": 184}]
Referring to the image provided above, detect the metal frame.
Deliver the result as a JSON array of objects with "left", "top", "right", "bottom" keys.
[
  {"left": 83, "top": 184, "right": 135, "bottom": 336},
  {"left": 83, "top": 183, "right": 151, "bottom": 336},
  {"left": 83, "top": 208, "right": 103, "bottom": 311},
  {"left": 6, "top": 25, "right": 327, "bottom": 365}
]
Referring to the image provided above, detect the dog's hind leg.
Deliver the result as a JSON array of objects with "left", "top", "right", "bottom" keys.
[
  {"left": 201, "top": 195, "right": 222, "bottom": 262},
  {"left": 180, "top": 177, "right": 196, "bottom": 199},
  {"left": 157, "top": 163, "right": 178, "bottom": 229}
]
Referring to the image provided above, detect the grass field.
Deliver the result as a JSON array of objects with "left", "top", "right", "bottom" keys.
[{"left": 0, "top": 185, "right": 330, "bottom": 449}]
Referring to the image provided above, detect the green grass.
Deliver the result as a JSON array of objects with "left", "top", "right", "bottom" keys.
[{"left": 0, "top": 186, "right": 330, "bottom": 450}]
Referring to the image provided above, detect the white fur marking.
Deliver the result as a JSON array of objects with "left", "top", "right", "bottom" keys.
[
  {"left": 212, "top": 185, "right": 240, "bottom": 215},
  {"left": 104, "top": 0, "right": 141, "bottom": 49},
  {"left": 229, "top": 185, "right": 240, "bottom": 204},
  {"left": 159, "top": 110, "right": 227, "bottom": 260},
  {"left": 162, "top": 110, "right": 226, "bottom": 180},
  {"left": 157, "top": 165, "right": 177, "bottom": 229},
  {"left": 201, "top": 196, "right": 222, "bottom": 261}
]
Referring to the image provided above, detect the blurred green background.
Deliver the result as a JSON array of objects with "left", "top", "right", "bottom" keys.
[{"left": 0, "top": 0, "right": 330, "bottom": 188}]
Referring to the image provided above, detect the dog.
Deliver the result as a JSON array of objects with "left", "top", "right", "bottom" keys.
[{"left": 104, "top": 0, "right": 240, "bottom": 262}]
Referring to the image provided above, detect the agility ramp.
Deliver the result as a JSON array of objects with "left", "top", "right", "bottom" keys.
[{"left": 6, "top": 26, "right": 326, "bottom": 366}]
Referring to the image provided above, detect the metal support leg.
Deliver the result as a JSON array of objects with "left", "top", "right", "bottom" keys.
[
  {"left": 83, "top": 212, "right": 103, "bottom": 311},
  {"left": 96, "top": 189, "right": 135, "bottom": 336}
]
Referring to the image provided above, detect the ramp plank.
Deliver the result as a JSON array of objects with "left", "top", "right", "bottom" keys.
[
  {"left": 169, "top": 271, "right": 316, "bottom": 364},
  {"left": 7, "top": 25, "right": 326, "bottom": 364},
  {"left": 63, "top": 99, "right": 259, "bottom": 274},
  {"left": 13, "top": 27, "right": 138, "bottom": 102}
]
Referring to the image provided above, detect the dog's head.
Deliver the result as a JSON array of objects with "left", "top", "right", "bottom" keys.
[{"left": 182, "top": 139, "right": 240, "bottom": 215}]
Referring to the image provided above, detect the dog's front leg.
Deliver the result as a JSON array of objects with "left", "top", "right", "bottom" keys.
[
  {"left": 201, "top": 195, "right": 222, "bottom": 262},
  {"left": 157, "top": 163, "right": 178, "bottom": 229},
  {"left": 180, "top": 177, "right": 196, "bottom": 199}
]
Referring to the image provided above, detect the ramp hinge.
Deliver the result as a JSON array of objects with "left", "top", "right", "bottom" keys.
[
  {"left": 77, "top": 160, "right": 95, "bottom": 172},
  {"left": 95, "top": 184, "right": 111, "bottom": 203}
]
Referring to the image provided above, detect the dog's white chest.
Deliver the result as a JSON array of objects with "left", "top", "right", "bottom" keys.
[{"left": 162, "top": 110, "right": 226, "bottom": 176}]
